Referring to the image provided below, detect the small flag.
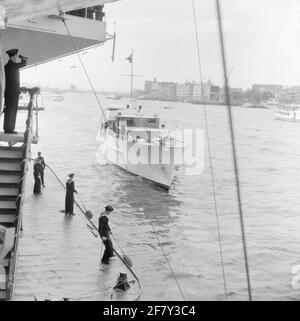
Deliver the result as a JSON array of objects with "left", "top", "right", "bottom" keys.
[{"left": 126, "top": 52, "right": 133, "bottom": 63}]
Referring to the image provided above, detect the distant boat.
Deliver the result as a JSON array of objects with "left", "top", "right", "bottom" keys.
[
  {"left": 51, "top": 91, "right": 64, "bottom": 102},
  {"left": 106, "top": 94, "right": 122, "bottom": 100},
  {"left": 163, "top": 105, "right": 174, "bottom": 110},
  {"left": 242, "top": 102, "right": 267, "bottom": 109},
  {"left": 266, "top": 98, "right": 279, "bottom": 107},
  {"left": 275, "top": 104, "right": 300, "bottom": 121}
]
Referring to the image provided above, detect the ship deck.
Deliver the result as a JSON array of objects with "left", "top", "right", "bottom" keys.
[{"left": 12, "top": 167, "right": 140, "bottom": 301}]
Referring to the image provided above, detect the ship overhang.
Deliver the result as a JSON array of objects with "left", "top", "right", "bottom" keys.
[{"left": 1, "top": 14, "right": 107, "bottom": 66}]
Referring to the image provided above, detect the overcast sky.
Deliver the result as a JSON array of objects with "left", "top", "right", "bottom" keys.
[{"left": 22, "top": 0, "right": 300, "bottom": 92}]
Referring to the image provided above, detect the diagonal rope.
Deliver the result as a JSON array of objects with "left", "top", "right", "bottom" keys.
[
  {"left": 60, "top": 14, "right": 107, "bottom": 122},
  {"left": 192, "top": 0, "right": 228, "bottom": 301},
  {"left": 215, "top": 0, "right": 252, "bottom": 301},
  {"left": 144, "top": 213, "right": 186, "bottom": 301}
]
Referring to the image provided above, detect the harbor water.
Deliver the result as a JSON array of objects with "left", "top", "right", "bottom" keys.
[{"left": 13, "top": 93, "right": 300, "bottom": 300}]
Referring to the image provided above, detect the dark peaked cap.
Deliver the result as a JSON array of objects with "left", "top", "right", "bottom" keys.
[{"left": 6, "top": 48, "right": 18, "bottom": 57}]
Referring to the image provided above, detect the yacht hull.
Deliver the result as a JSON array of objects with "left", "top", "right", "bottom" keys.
[
  {"left": 97, "top": 133, "right": 181, "bottom": 189},
  {"left": 275, "top": 110, "right": 300, "bottom": 121}
]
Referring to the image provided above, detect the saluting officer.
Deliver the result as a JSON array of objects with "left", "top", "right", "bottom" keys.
[{"left": 3, "top": 48, "right": 27, "bottom": 134}]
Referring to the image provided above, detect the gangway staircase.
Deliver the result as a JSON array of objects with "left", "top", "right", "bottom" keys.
[{"left": 0, "top": 87, "right": 40, "bottom": 300}]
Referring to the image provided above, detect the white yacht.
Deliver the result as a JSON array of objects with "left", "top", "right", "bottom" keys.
[{"left": 97, "top": 105, "right": 185, "bottom": 190}]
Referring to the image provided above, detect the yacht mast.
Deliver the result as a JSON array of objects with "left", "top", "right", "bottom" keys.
[{"left": 130, "top": 49, "right": 134, "bottom": 102}]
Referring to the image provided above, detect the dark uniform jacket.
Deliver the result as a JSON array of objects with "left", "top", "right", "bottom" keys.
[
  {"left": 98, "top": 214, "right": 111, "bottom": 238},
  {"left": 5, "top": 59, "right": 27, "bottom": 96},
  {"left": 33, "top": 161, "right": 42, "bottom": 174},
  {"left": 36, "top": 156, "right": 46, "bottom": 170},
  {"left": 66, "top": 180, "right": 77, "bottom": 197}
]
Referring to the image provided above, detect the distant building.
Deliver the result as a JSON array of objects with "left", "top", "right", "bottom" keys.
[
  {"left": 210, "top": 85, "right": 220, "bottom": 102},
  {"left": 279, "top": 86, "right": 300, "bottom": 104},
  {"left": 176, "top": 82, "right": 194, "bottom": 102},
  {"left": 252, "top": 84, "right": 282, "bottom": 97},
  {"left": 219, "top": 87, "right": 243, "bottom": 105},
  {"left": 192, "top": 82, "right": 211, "bottom": 103},
  {"left": 144, "top": 78, "right": 221, "bottom": 103},
  {"left": 144, "top": 79, "right": 177, "bottom": 100}
]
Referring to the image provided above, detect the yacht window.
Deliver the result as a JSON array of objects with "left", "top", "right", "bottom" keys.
[{"left": 127, "top": 120, "right": 134, "bottom": 127}]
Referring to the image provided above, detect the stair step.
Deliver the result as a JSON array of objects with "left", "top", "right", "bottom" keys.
[
  {"left": 0, "top": 158, "right": 22, "bottom": 163},
  {"left": 0, "top": 187, "right": 18, "bottom": 196},
  {"left": 0, "top": 201, "right": 16, "bottom": 210},
  {"left": 0, "top": 183, "right": 18, "bottom": 189},
  {"left": 0, "top": 170, "right": 21, "bottom": 176},
  {"left": 0, "top": 150, "right": 23, "bottom": 159},
  {"left": 0, "top": 196, "right": 17, "bottom": 201},
  {"left": 0, "top": 162, "right": 21, "bottom": 171},
  {"left": 0, "top": 208, "right": 16, "bottom": 214},
  {"left": 0, "top": 175, "right": 20, "bottom": 184},
  {"left": 0, "top": 145, "right": 23, "bottom": 151},
  {"left": 0, "top": 214, "right": 17, "bottom": 223}
]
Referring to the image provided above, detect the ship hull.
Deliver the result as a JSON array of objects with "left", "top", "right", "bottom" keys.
[{"left": 275, "top": 107, "right": 300, "bottom": 121}]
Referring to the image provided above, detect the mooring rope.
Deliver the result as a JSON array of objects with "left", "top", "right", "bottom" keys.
[
  {"left": 144, "top": 213, "right": 186, "bottom": 301},
  {"left": 192, "top": 0, "right": 228, "bottom": 301},
  {"left": 215, "top": 0, "right": 252, "bottom": 300},
  {"left": 60, "top": 14, "right": 108, "bottom": 122}
]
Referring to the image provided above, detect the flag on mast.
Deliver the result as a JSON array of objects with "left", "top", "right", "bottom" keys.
[{"left": 126, "top": 52, "right": 133, "bottom": 63}]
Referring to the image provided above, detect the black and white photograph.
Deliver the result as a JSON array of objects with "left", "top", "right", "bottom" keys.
[{"left": 0, "top": 0, "right": 299, "bottom": 308}]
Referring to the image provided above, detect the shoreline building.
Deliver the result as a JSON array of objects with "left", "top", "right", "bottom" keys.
[
  {"left": 279, "top": 86, "right": 300, "bottom": 104},
  {"left": 176, "top": 82, "right": 194, "bottom": 102},
  {"left": 144, "top": 79, "right": 221, "bottom": 104},
  {"left": 252, "top": 84, "right": 282, "bottom": 98},
  {"left": 218, "top": 87, "right": 243, "bottom": 105},
  {"left": 144, "top": 79, "right": 177, "bottom": 101},
  {"left": 192, "top": 82, "right": 211, "bottom": 103}
]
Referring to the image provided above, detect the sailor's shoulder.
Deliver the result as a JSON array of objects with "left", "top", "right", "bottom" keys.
[{"left": 99, "top": 214, "right": 108, "bottom": 221}]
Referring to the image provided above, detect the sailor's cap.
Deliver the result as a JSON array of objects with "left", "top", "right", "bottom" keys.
[
  {"left": 105, "top": 205, "right": 114, "bottom": 212},
  {"left": 6, "top": 48, "right": 18, "bottom": 56},
  {"left": 68, "top": 173, "right": 75, "bottom": 178}
]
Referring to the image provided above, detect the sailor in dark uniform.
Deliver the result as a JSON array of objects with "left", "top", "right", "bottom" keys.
[
  {"left": 33, "top": 160, "right": 42, "bottom": 195},
  {"left": 3, "top": 48, "right": 27, "bottom": 133},
  {"left": 98, "top": 205, "right": 114, "bottom": 264},
  {"left": 65, "top": 173, "right": 77, "bottom": 215},
  {"left": 35, "top": 152, "right": 46, "bottom": 187}
]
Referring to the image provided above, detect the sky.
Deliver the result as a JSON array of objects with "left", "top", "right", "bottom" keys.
[{"left": 22, "top": 0, "right": 300, "bottom": 92}]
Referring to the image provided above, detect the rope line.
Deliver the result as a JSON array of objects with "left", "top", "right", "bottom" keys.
[
  {"left": 215, "top": 0, "right": 252, "bottom": 300},
  {"left": 192, "top": 0, "right": 228, "bottom": 301},
  {"left": 144, "top": 213, "right": 186, "bottom": 301},
  {"left": 60, "top": 15, "right": 107, "bottom": 122}
]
